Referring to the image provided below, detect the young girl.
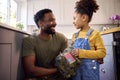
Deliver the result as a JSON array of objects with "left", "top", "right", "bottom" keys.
[{"left": 71, "top": 0, "right": 106, "bottom": 80}]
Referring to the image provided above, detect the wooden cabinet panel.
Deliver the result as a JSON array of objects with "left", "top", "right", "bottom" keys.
[
  {"left": 0, "top": 44, "right": 11, "bottom": 80},
  {"left": 0, "top": 25, "right": 29, "bottom": 80},
  {"left": 11, "top": 32, "right": 26, "bottom": 80}
]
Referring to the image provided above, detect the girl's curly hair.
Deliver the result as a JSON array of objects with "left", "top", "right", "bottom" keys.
[{"left": 75, "top": 0, "right": 99, "bottom": 22}]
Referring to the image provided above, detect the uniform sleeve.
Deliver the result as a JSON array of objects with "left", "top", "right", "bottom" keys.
[
  {"left": 78, "top": 32, "right": 106, "bottom": 59},
  {"left": 22, "top": 37, "right": 35, "bottom": 57}
]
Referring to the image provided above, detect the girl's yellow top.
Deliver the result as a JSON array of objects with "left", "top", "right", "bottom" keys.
[{"left": 72, "top": 29, "right": 106, "bottom": 59}]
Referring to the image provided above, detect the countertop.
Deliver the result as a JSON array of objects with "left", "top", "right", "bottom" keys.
[
  {"left": 100, "top": 26, "right": 120, "bottom": 35},
  {"left": 0, "top": 23, "right": 31, "bottom": 35}
]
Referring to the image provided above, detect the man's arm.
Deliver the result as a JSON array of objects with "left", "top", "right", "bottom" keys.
[{"left": 22, "top": 55, "right": 57, "bottom": 77}]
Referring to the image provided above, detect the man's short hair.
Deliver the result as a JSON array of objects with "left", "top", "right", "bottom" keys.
[{"left": 34, "top": 8, "right": 52, "bottom": 28}]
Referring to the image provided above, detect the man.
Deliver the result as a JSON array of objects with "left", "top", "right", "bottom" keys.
[{"left": 22, "top": 8, "right": 68, "bottom": 80}]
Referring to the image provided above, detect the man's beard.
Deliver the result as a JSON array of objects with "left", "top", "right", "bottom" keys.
[
  {"left": 43, "top": 24, "right": 56, "bottom": 34},
  {"left": 44, "top": 28, "right": 55, "bottom": 34}
]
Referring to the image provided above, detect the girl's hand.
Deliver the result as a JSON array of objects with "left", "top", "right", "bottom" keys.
[{"left": 71, "top": 49, "right": 79, "bottom": 57}]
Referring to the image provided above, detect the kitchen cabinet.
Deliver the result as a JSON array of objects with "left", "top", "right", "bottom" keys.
[
  {"left": 27, "top": 0, "right": 75, "bottom": 25},
  {"left": 113, "top": 32, "right": 120, "bottom": 80},
  {"left": 0, "top": 44, "right": 11, "bottom": 80},
  {"left": 100, "top": 33, "right": 115, "bottom": 80},
  {"left": 26, "top": 0, "right": 120, "bottom": 25},
  {"left": 100, "top": 29, "right": 120, "bottom": 80},
  {"left": 0, "top": 23, "right": 30, "bottom": 80}
]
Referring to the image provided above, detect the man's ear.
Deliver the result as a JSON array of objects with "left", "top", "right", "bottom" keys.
[{"left": 38, "top": 21, "right": 43, "bottom": 28}]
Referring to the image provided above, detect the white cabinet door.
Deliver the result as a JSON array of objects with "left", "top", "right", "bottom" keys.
[
  {"left": 27, "top": 0, "right": 120, "bottom": 25},
  {"left": 27, "top": 0, "right": 76, "bottom": 25},
  {"left": 100, "top": 33, "right": 115, "bottom": 80},
  {"left": 100, "top": 46, "right": 115, "bottom": 80}
]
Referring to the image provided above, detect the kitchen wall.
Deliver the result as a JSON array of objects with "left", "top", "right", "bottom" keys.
[{"left": 18, "top": 0, "right": 120, "bottom": 39}]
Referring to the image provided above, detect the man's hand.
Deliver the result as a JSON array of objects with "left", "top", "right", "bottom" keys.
[{"left": 22, "top": 55, "right": 57, "bottom": 77}]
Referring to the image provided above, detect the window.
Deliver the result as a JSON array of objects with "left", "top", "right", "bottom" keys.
[
  {"left": 0, "top": 0, "right": 17, "bottom": 27},
  {"left": 0, "top": 0, "right": 7, "bottom": 23},
  {"left": 10, "top": 0, "right": 17, "bottom": 27}
]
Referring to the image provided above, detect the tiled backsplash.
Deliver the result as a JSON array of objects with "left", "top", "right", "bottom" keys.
[
  {"left": 27, "top": 24, "right": 118, "bottom": 39},
  {"left": 90, "top": 24, "right": 117, "bottom": 31}
]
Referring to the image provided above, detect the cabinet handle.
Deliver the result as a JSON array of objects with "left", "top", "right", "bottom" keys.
[
  {"left": 112, "top": 41, "right": 116, "bottom": 46},
  {"left": 101, "top": 68, "right": 106, "bottom": 73}
]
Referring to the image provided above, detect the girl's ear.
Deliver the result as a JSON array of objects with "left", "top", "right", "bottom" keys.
[{"left": 82, "top": 14, "right": 88, "bottom": 22}]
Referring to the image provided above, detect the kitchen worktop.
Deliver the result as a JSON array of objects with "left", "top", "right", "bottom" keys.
[
  {"left": 0, "top": 23, "right": 31, "bottom": 35},
  {"left": 101, "top": 26, "right": 120, "bottom": 35}
]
